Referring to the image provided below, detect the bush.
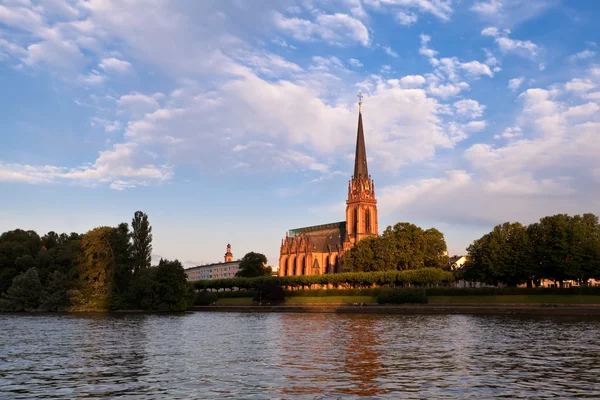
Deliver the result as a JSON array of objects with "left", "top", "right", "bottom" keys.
[
  {"left": 253, "top": 284, "right": 285, "bottom": 304},
  {"left": 194, "top": 291, "right": 218, "bottom": 305},
  {"left": 283, "top": 288, "right": 384, "bottom": 297},
  {"left": 192, "top": 268, "right": 455, "bottom": 291},
  {"left": 376, "top": 289, "right": 428, "bottom": 304}
]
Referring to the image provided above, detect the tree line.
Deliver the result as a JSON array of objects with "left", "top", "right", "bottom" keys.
[
  {"left": 0, "top": 211, "right": 191, "bottom": 312},
  {"left": 193, "top": 268, "right": 455, "bottom": 291},
  {"left": 463, "top": 213, "right": 600, "bottom": 287},
  {"left": 341, "top": 222, "right": 450, "bottom": 272}
]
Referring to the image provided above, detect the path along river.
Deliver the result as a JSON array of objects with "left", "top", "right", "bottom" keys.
[{"left": 1, "top": 313, "right": 599, "bottom": 399}]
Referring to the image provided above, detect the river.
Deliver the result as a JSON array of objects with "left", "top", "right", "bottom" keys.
[{"left": 1, "top": 313, "right": 599, "bottom": 399}]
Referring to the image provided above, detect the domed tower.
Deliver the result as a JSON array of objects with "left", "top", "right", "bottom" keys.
[
  {"left": 345, "top": 93, "right": 378, "bottom": 245},
  {"left": 224, "top": 243, "right": 234, "bottom": 262}
]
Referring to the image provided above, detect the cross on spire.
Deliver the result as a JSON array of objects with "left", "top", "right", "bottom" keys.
[{"left": 357, "top": 91, "right": 363, "bottom": 112}]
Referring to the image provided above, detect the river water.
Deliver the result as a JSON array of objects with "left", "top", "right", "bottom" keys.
[{"left": 1, "top": 313, "right": 599, "bottom": 399}]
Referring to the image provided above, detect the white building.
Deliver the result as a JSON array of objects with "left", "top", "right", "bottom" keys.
[{"left": 184, "top": 244, "right": 241, "bottom": 281}]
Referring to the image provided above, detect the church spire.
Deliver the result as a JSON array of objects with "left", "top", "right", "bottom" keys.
[{"left": 353, "top": 92, "right": 368, "bottom": 179}]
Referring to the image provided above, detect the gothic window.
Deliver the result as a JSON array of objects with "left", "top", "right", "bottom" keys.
[
  {"left": 325, "top": 256, "right": 330, "bottom": 274},
  {"left": 301, "top": 257, "right": 307, "bottom": 275},
  {"left": 365, "top": 208, "right": 370, "bottom": 233},
  {"left": 353, "top": 207, "right": 358, "bottom": 234}
]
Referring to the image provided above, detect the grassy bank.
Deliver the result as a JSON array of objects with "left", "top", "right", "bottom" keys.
[
  {"left": 214, "top": 294, "right": 600, "bottom": 306},
  {"left": 429, "top": 295, "right": 600, "bottom": 304}
]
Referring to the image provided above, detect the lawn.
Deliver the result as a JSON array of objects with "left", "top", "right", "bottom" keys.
[
  {"left": 428, "top": 295, "right": 600, "bottom": 304},
  {"left": 284, "top": 296, "right": 376, "bottom": 304},
  {"left": 213, "top": 294, "right": 600, "bottom": 306},
  {"left": 215, "top": 296, "right": 376, "bottom": 305}
]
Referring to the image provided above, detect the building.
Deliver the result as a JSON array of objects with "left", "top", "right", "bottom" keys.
[
  {"left": 184, "top": 243, "right": 241, "bottom": 281},
  {"left": 448, "top": 255, "right": 468, "bottom": 270},
  {"left": 279, "top": 96, "right": 378, "bottom": 276}
]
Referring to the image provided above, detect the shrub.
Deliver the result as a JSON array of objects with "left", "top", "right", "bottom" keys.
[
  {"left": 376, "top": 289, "right": 428, "bottom": 304},
  {"left": 194, "top": 291, "right": 218, "bottom": 305},
  {"left": 253, "top": 284, "right": 285, "bottom": 304}
]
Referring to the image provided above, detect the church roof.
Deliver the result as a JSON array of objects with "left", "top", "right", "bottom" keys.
[
  {"left": 289, "top": 221, "right": 347, "bottom": 253},
  {"left": 354, "top": 109, "right": 369, "bottom": 179}
]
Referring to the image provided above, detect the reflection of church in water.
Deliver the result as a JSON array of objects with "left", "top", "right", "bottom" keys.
[{"left": 279, "top": 96, "right": 379, "bottom": 276}]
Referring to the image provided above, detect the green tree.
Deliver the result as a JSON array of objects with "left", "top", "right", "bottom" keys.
[
  {"left": 40, "top": 270, "right": 71, "bottom": 311},
  {"left": 143, "top": 259, "right": 191, "bottom": 311},
  {"left": 0, "top": 229, "right": 43, "bottom": 294},
  {"left": 464, "top": 222, "right": 531, "bottom": 286},
  {"left": 76, "top": 226, "right": 117, "bottom": 310},
  {"left": 236, "top": 252, "right": 270, "bottom": 277},
  {"left": 2, "top": 268, "right": 42, "bottom": 311},
  {"left": 342, "top": 222, "right": 449, "bottom": 272},
  {"left": 131, "top": 211, "right": 152, "bottom": 276}
]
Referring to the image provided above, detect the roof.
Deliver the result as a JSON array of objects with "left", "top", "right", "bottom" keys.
[
  {"left": 289, "top": 221, "right": 347, "bottom": 253},
  {"left": 353, "top": 110, "right": 369, "bottom": 179},
  {"left": 185, "top": 260, "right": 241, "bottom": 271},
  {"left": 449, "top": 255, "right": 467, "bottom": 264}
]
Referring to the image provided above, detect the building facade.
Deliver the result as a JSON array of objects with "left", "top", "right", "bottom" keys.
[
  {"left": 278, "top": 98, "right": 378, "bottom": 276},
  {"left": 184, "top": 243, "right": 241, "bottom": 281}
]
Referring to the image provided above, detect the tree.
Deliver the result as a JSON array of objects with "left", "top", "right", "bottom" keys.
[
  {"left": 131, "top": 211, "right": 152, "bottom": 276},
  {"left": 464, "top": 222, "right": 532, "bottom": 286},
  {"left": 40, "top": 271, "right": 71, "bottom": 311},
  {"left": 2, "top": 268, "right": 42, "bottom": 311},
  {"left": 113, "top": 223, "right": 133, "bottom": 293},
  {"left": 145, "top": 259, "right": 191, "bottom": 311},
  {"left": 236, "top": 252, "right": 269, "bottom": 277},
  {"left": 76, "top": 226, "right": 117, "bottom": 310},
  {"left": 0, "top": 229, "right": 43, "bottom": 294},
  {"left": 341, "top": 222, "right": 449, "bottom": 272}
]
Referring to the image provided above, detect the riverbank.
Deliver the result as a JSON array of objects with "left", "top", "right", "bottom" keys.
[{"left": 189, "top": 303, "right": 600, "bottom": 316}]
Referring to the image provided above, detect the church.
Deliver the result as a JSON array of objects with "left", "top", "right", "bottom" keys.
[{"left": 278, "top": 96, "right": 379, "bottom": 276}]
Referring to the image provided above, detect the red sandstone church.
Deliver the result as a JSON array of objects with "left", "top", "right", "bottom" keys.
[{"left": 279, "top": 97, "right": 378, "bottom": 276}]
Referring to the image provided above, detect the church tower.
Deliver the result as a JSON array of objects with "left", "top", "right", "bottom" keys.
[
  {"left": 345, "top": 93, "right": 378, "bottom": 245},
  {"left": 224, "top": 243, "right": 234, "bottom": 262}
]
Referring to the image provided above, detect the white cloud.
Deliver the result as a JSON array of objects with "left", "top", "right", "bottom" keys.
[
  {"left": 471, "top": 0, "right": 502, "bottom": 16},
  {"left": 399, "top": 75, "right": 426, "bottom": 88},
  {"left": 568, "top": 49, "right": 596, "bottom": 62},
  {"left": 274, "top": 12, "right": 369, "bottom": 46},
  {"left": 508, "top": 77, "right": 524, "bottom": 90},
  {"left": 465, "top": 120, "right": 487, "bottom": 132},
  {"left": 454, "top": 99, "right": 486, "bottom": 119},
  {"left": 482, "top": 26, "right": 539, "bottom": 57},
  {"left": 565, "top": 78, "right": 596, "bottom": 92},
  {"left": 395, "top": 10, "right": 418, "bottom": 25},
  {"left": 347, "top": 58, "right": 363, "bottom": 67},
  {"left": 494, "top": 125, "right": 522, "bottom": 140},
  {"left": 117, "top": 92, "right": 162, "bottom": 116},
  {"left": 381, "top": 45, "right": 399, "bottom": 57},
  {"left": 459, "top": 61, "right": 493, "bottom": 77},
  {"left": 564, "top": 102, "right": 600, "bottom": 118},
  {"left": 371, "top": 0, "right": 453, "bottom": 21},
  {"left": 427, "top": 81, "right": 470, "bottom": 99},
  {"left": 78, "top": 70, "right": 104, "bottom": 86},
  {"left": 419, "top": 34, "right": 438, "bottom": 58},
  {"left": 99, "top": 57, "right": 133, "bottom": 74},
  {"left": 0, "top": 143, "right": 172, "bottom": 189},
  {"left": 481, "top": 27, "right": 499, "bottom": 37}
]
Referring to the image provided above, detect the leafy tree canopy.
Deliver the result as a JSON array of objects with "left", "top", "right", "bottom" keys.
[
  {"left": 236, "top": 252, "right": 270, "bottom": 277},
  {"left": 342, "top": 222, "right": 449, "bottom": 272}
]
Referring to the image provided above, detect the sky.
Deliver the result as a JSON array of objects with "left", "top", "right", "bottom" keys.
[{"left": 0, "top": 0, "right": 599, "bottom": 268}]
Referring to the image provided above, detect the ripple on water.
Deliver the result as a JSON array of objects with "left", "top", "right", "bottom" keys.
[{"left": 1, "top": 313, "right": 599, "bottom": 399}]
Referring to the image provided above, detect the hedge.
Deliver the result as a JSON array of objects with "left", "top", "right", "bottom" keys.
[
  {"left": 200, "top": 286, "right": 600, "bottom": 299},
  {"left": 376, "top": 289, "right": 428, "bottom": 304},
  {"left": 192, "top": 268, "right": 455, "bottom": 291}
]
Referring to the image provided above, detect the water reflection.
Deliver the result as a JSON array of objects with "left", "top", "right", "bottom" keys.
[{"left": 1, "top": 313, "right": 600, "bottom": 399}]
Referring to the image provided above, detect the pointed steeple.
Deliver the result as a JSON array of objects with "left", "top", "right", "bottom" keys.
[{"left": 353, "top": 92, "right": 368, "bottom": 179}]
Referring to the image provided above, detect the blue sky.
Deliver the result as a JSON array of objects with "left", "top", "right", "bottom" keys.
[{"left": 1, "top": 0, "right": 599, "bottom": 267}]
